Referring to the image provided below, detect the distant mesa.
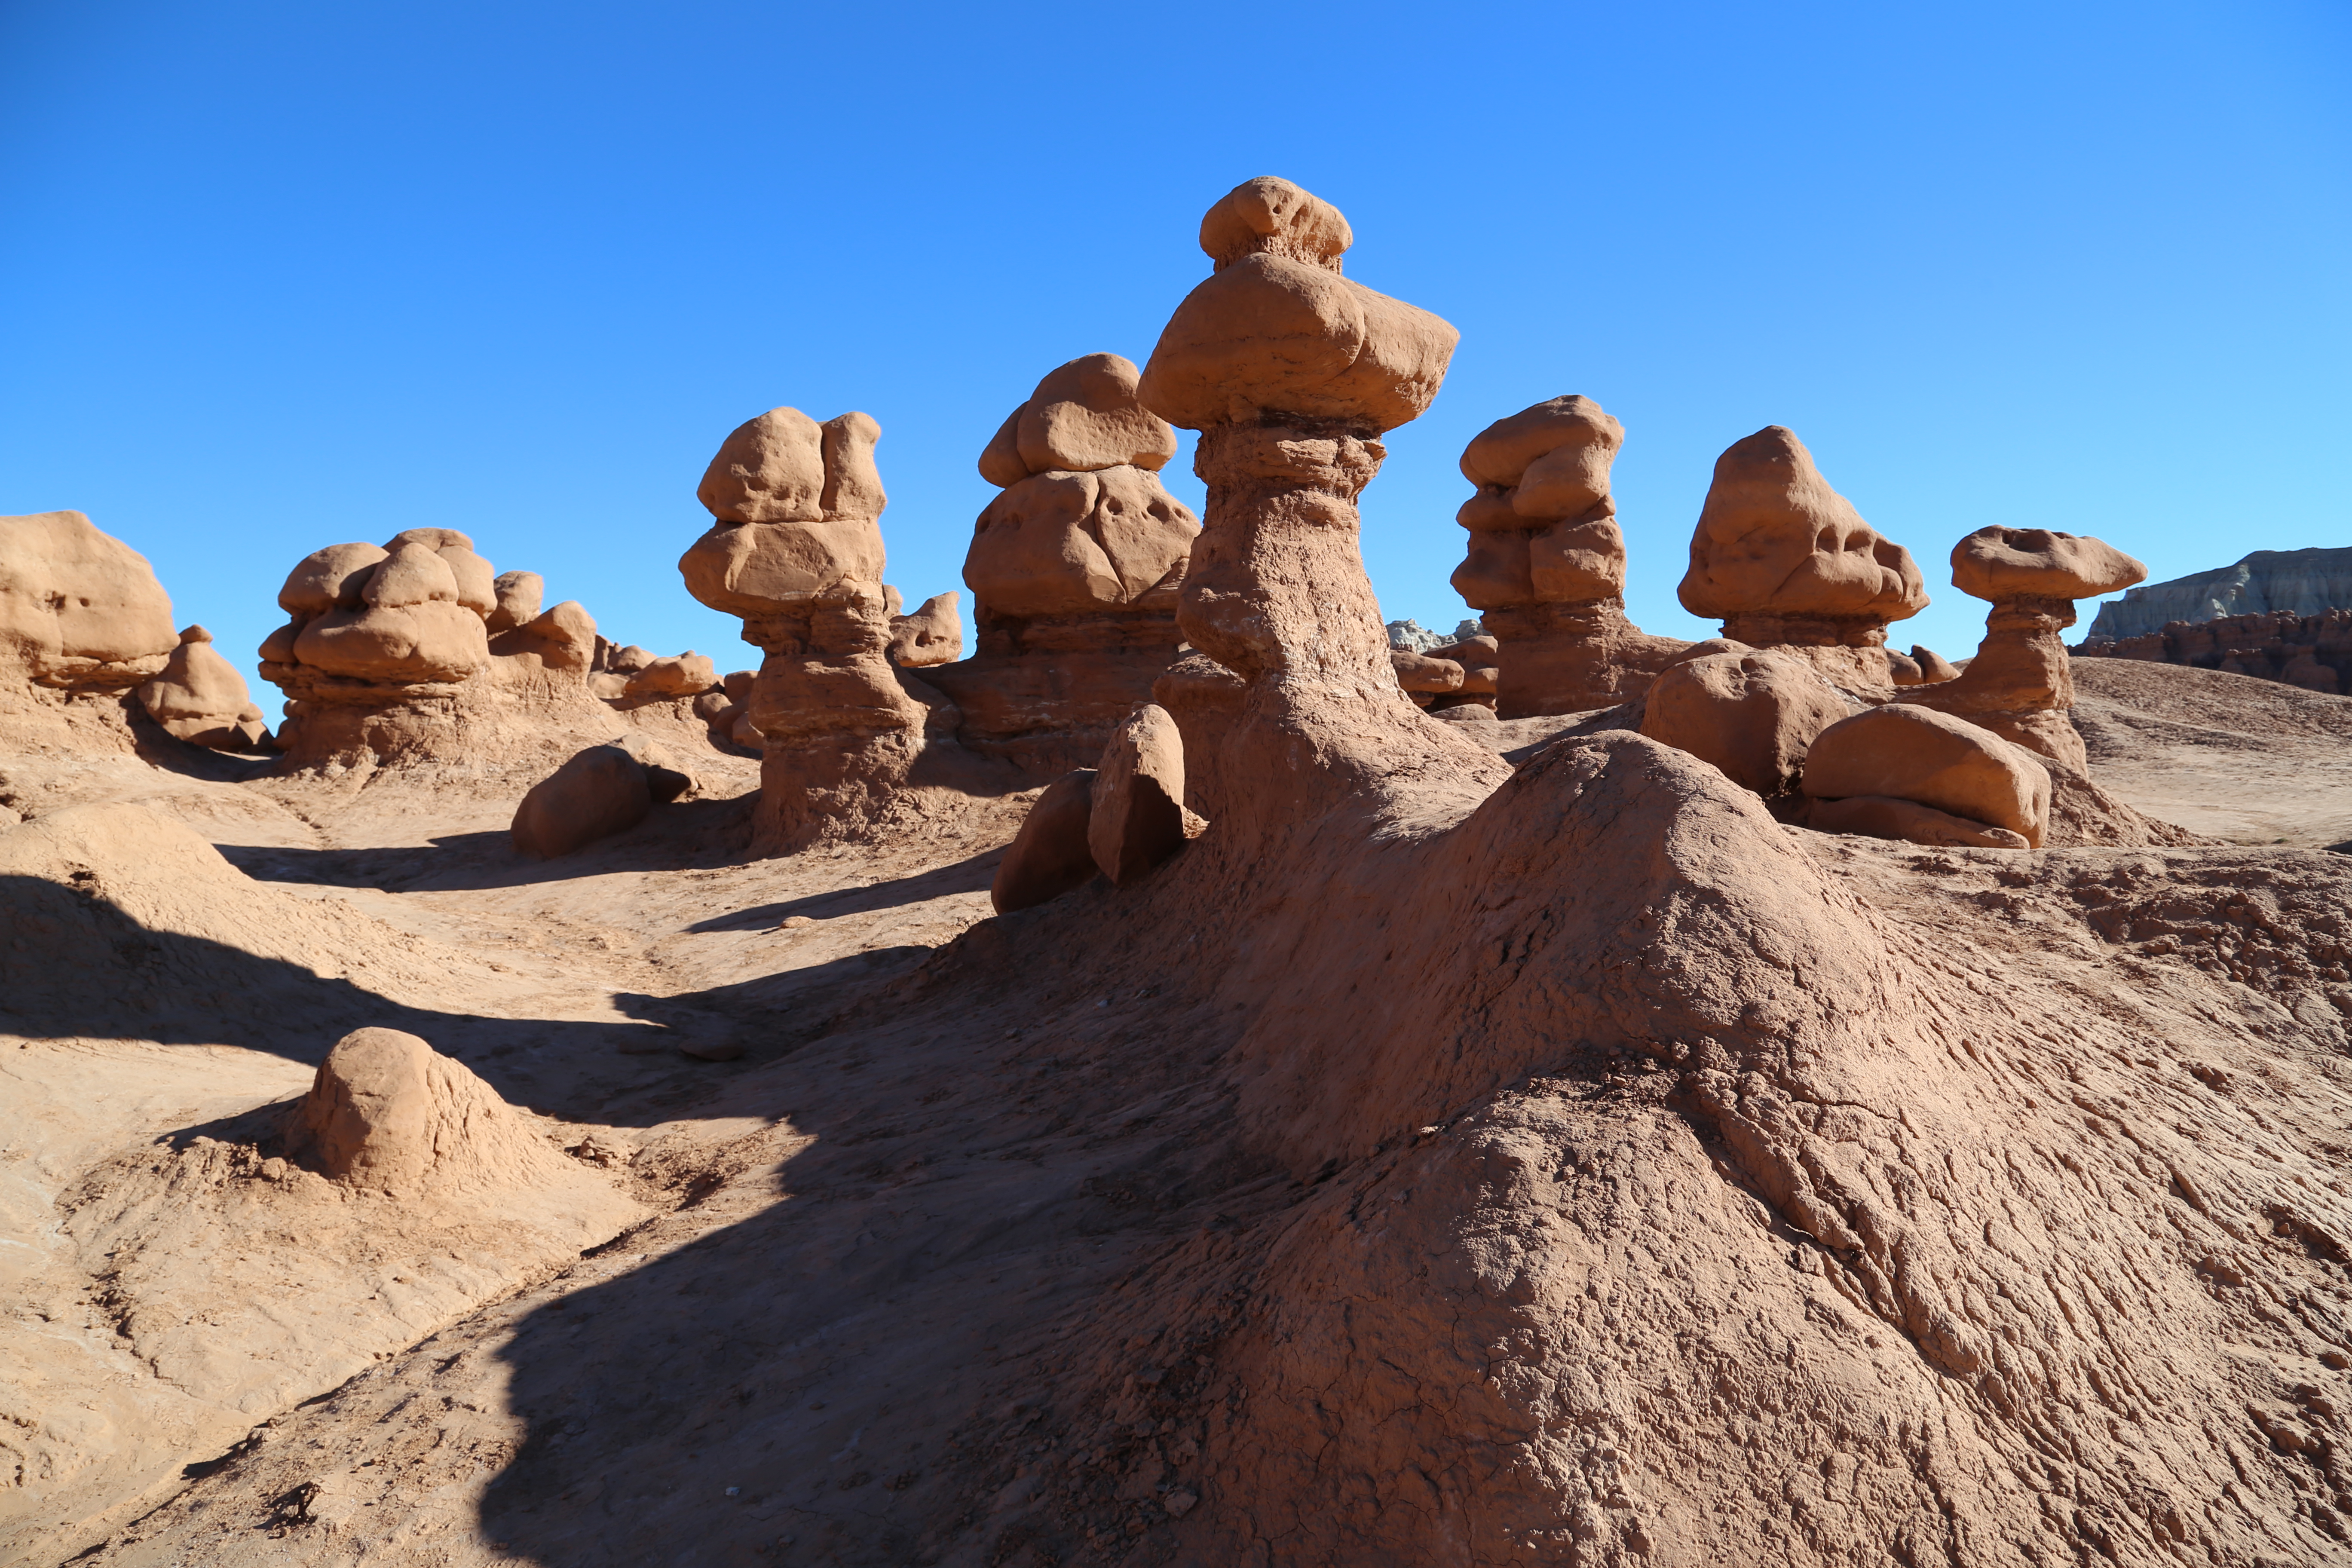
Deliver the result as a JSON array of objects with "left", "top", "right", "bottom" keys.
[{"left": 2086, "top": 545, "right": 2352, "bottom": 640}]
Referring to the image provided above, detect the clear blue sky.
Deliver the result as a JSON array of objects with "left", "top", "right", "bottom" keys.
[{"left": 5, "top": 2, "right": 2346, "bottom": 722}]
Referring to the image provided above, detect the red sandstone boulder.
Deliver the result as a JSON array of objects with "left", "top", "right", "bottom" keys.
[
  {"left": 978, "top": 353, "right": 1179, "bottom": 486},
  {"left": 487, "top": 570, "right": 544, "bottom": 634},
  {"left": 1089, "top": 704, "right": 1187, "bottom": 884},
  {"left": 511, "top": 743, "right": 656, "bottom": 858},
  {"left": 990, "top": 769, "right": 1101, "bottom": 914},
  {"left": 1951, "top": 527, "right": 2145, "bottom": 603},
  {"left": 1808, "top": 793, "right": 2030, "bottom": 851},
  {"left": 1802, "top": 704, "right": 2051, "bottom": 847},
  {"left": 887, "top": 591, "right": 962, "bottom": 668},
  {"left": 622, "top": 652, "right": 719, "bottom": 700},
  {"left": 1639, "top": 650, "right": 1850, "bottom": 796}
]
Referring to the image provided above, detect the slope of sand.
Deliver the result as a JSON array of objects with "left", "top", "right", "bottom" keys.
[{"left": 6, "top": 668, "right": 2352, "bottom": 1566}]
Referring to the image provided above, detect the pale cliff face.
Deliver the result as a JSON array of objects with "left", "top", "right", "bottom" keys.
[{"left": 2087, "top": 545, "right": 2352, "bottom": 639}]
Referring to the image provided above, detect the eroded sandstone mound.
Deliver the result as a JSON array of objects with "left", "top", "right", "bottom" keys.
[
  {"left": 136, "top": 626, "right": 269, "bottom": 750},
  {"left": 0, "top": 510, "right": 183, "bottom": 752}
]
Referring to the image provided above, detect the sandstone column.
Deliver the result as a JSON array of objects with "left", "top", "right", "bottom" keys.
[
  {"left": 679, "top": 407, "right": 926, "bottom": 848},
  {"left": 1136, "top": 176, "right": 1503, "bottom": 838},
  {"left": 1450, "top": 395, "right": 1686, "bottom": 716}
]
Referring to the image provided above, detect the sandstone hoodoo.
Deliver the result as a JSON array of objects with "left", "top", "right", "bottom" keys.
[
  {"left": 0, "top": 510, "right": 181, "bottom": 746},
  {"left": 136, "top": 625, "right": 271, "bottom": 750},
  {"left": 1903, "top": 525, "right": 2146, "bottom": 770},
  {"left": 1803, "top": 701, "right": 2053, "bottom": 848},
  {"left": 1679, "top": 425, "right": 1930, "bottom": 692},
  {"left": 917, "top": 354, "right": 1200, "bottom": 776},
  {"left": 1452, "top": 395, "right": 1686, "bottom": 715},
  {"left": 260, "top": 527, "right": 606, "bottom": 765},
  {"left": 681, "top": 407, "right": 934, "bottom": 847}
]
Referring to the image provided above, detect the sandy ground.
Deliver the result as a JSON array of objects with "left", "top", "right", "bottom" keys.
[{"left": 6, "top": 661, "right": 2352, "bottom": 1565}]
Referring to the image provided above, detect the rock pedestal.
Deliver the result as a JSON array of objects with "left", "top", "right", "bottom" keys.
[
  {"left": 1136, "top": 177, "right": 1504, "bottom": 841},
  {"left": 919, "top": 354, "right": 1200, "bottom": 777},
  {"left": 1450, "top": 396, "right": 1685, "bottom": 716},
  {"left": 1905, "top": 526, "right": 2147, "bottom": 772},
  {"left": 680, "top": 407, "right": 927, "bottom": 848},
  {"left": 1678, "top": 427, "right": 1929, "bottom": 693}
]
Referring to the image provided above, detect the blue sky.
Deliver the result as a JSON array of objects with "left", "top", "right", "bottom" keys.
[{"left": 4, "top": 2, "right": 2346, "bottom": 720}]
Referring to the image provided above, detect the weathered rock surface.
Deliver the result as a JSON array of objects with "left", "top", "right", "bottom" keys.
[
  {"left": 0, "top": 510, "right": 179, "bottom": 692},
  {"left": 509, "top": 742, "right": 665, "bottom": 858},
  {"left": 887, "top": 590, "right": 962, "bottom": 667},
  {"left": 921, "top": 355, "right": 1202, "bottom": 776},
  {"left": 1088, "top": 704, "right": 1186, "bottom": 884},
  {"left": 137, "top": 626, "right": 269, "bottom": 750},
  {"left": 990, "top": 768, "right": 1099, "bottom": 913},
  {"left": 284, "top": 1027, "right": 576, "bottom": 1193},
  {"left": 1680, "top": 426, "right": 1928, "bottom": 692}
]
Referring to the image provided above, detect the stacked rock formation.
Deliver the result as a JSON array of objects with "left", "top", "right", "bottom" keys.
[
  {"left": 1451, "top": 396, "right": 1685, "bottom": 715},
  {"left": 1679, "top": 426, "right": 1929, "bottom": 693},
  {"left": 1137, "top": 174, "right": 1497, "bottom": 836},
  {"left": 917, "top": 355, "right": 1200, "bottom": 775},
  {"left": 0, "top": 510, "right": 179, "bottom": 700},
  {"left": 136, "top": 626, "right": 269, "bottom": 749},
  {"left": 260, "top": 529, "right": 600, "bottom": 762},
  {"left": 1906, "top": 526, "right": 2146, "bottom": 771},
  {"left": 680, "top": 408, "right": 927, "bottom": 845}
]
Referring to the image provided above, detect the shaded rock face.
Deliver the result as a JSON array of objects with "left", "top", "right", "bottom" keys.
[
  {"left": 919, "top": 354, "right": 1202, "bottom": 777},
  {"left": 1906, "top": 525, "right": 2147, "bottom": 772},
  {"left": 2081, "top": 605, "right": 2352, "bottom": 696},
  {"left": 1679, "top": 426, "right": 1928, "bottom": 692},
  {"left": 1450, "top": 395, "right": 1686, "bottom": 716},
  {"left": 260, "top": 529, "right": 603, "bottom": 765},
  {"left": 1638, "top": 649, "right": 1851, "bottom": 797},
  {"left": 680, "top": 407, "right": 932, "bottom": 848},
  {"left": 136, "top": 625, "right": 269, "bottom": 750},
  {"left": 2087, "top": 544, "right": 2352, "bottom": 640},
  {"left": 0, "top": 510, "right": 178, "bottom": 693}
]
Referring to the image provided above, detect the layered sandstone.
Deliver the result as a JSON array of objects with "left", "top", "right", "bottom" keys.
[
  {"left": 0, "top": 510, "right": 182, "bottom": 752},
  {"left": 1451, "top": 395, "right": 1685, "bottom": 715},
  {"left": 2080, "top": 604, "right": 2352, "bottom": 695},
  {"left": 919, "top": 354, "right": 1201, "bottom": 775},
  {"left": 1679, "top": 426, "right": 1929, "bottom": 692},
  {"left": 1905, "top": 525, "right": 2146, "bottom": 770},
  {"left": 680, "top": 407, "right": 932, "bottom": 846}
]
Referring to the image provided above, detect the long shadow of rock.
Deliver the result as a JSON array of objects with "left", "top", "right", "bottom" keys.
[
  {"left": 460, "top": 907, "right": 1277, "bottom": 1567},
  {"left": 684, "top": 848, "right": 1006, "bottom": 933},
  {"left": 0, "top": 871, "right": 698, "bottom": 1109},
  {"left": 216, "top": 794, "right": 760, "bottom": 894}
]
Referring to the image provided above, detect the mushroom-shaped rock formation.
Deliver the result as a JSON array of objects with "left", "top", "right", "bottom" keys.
[
  {"left": 1802, "top": 704, "right": 2052, "bottom": 848},
  {"left": 1452, "top": 396, "right": 1687, "bottom": 716},
  {"left": 1638, "top": 649, "right": 1851, "bottom": 799},
  {"left": 0, "top": 510, "right": 180, "bottom": 722},
  {"left": 1136, "top": 173, "right": 1503, "bottom": 837},
  {"left": 136, "top": 626, "right": 269, "bottom": 750},
  {"left": 917, "top": 355, "right": 1201, "bottom": 776},
  {"left": 1902, "top": 526, "right": 2147, "bottom": 771},
  {"left": 680, "top": 407, "right": 931, "bottom": 848},
  {"left": 1679, "top": 426, "right": 1929, "bottom": 692},
  {"left": 259, "top": 529, "right": 609, "bottom": 766}
]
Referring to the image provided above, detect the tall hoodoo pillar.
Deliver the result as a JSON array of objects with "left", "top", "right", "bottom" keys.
[
  {"left": 1450, "top": 395, "right": 1686, "bottom": 716},
  {"left": 680, "top": 407, "right": 926, "bottom": 848},
  {"left": 1136, "top": 177, "right": 1500, "bottom": 833}
]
